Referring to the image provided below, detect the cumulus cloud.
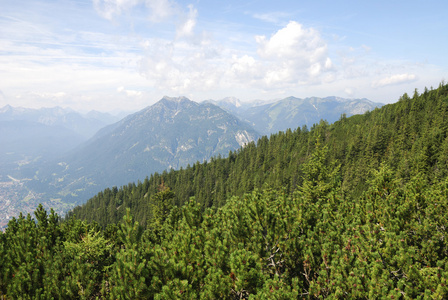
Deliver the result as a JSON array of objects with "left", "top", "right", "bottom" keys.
[
  {"left": 372, "top": 73, "right": 417, "bottom": 88},
  {"left": 228, "top": 55, "right": 260, "bottom": 79},
  {"left": 137, "top": 21, "right": 337, "bottom": 96},
  {"left": 91, "top": 2, "right": 336, "bottom": 97},
  {"left": 254, "top": 21, "right": 333, "bottom": 86},
  {"left": 256, "top": 22, "right": 321, "bottom": 60}
]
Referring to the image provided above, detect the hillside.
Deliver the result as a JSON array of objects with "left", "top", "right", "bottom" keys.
[
  {"left": 69, "top": 85, "right": 446, "bottom": 227},
  {"left": 2, "top": 83, "right": 448, "bottom": 298}
]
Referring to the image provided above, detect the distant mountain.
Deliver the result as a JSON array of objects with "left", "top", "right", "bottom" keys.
[
  {"left": 0, "top": 120, "right": 83, "bottom": 173},
  {"left": 0, "top": 105, "right": 122, "bottom": 226},
  {"left": 204, "top": 97, "right": 276, "bottom": 116},
  {"left": 31, "top": 96, "right": 260, "bottom": 204},
  {"left": 84, "top": 110, "right": 121, "bottom": 128},
  {"left": 0, "top": 105, "right": 120, "bottom": 177},
  {"left": 0, "top": 105, "right": 120, "bottom": 139},
  {"left": 208, "top": 96, "right": 382, "bottom": 135}
]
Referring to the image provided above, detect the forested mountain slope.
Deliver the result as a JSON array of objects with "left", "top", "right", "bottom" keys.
[
  {"left": 70, "top": 84, "right": 448, "bottom": 228},
  {"left": 2, "top": 83, "right": 448, "bottom": 299}
]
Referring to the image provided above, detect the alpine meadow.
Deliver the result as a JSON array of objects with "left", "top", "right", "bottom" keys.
[{"left": 2, "top": 83, "right": 448, "bottom": 298}]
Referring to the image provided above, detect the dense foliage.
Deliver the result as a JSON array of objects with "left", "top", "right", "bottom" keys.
[{"left": 1, "top": 83, "right": 448, "bottom": 298}]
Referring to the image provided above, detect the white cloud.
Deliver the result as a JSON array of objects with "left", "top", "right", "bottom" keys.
[
  {"left": 228, "top": 54, "right": 259, "bottom": 79},
  {"left": 145, "top": 0, "right": 178, "bottom": 23},
  {"left": 252, "top": 12, "right": 291, "bottom": 24},
  {"left": 372, "top": 73, "right": 417, "bottom": 88},
  {"left": 117, "top": 86, "right": 143, "bottom": 97},
  {"left": 33, "top": 92, "right": 67, "bottom": 98},
  {"left": 176, "top": 5, "right": 197, "bottom": 38},
  {"left": 256, "top": 22, "right": 323, "bottom": 61},
  {"left": 93, "top": 0, "right": 178, "bottom": 22},
  {"left": 254, "top": 21, "right": 333, "bottom": 86},
  {"left": 93, "top": 0, "right": 141, "bottom": 20},
  {"left": 344, "top": 87, "right": 354, "bottom": 97},
  {"left": 325, "top": 57, "right": 333, "bottom": 69},
  {"left": 137, "top": 21, "right": 338, "bottom": 96},
  {"left": 88, "top": 4, "right": 342, "bottom": 99},
  {"left": 0, "top": 53, "right": 150, "bottom": 111}
]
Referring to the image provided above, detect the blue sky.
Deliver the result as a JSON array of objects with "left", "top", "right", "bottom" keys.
[{"left": 0, "top": 0, "right": 446, "bottom": 112}]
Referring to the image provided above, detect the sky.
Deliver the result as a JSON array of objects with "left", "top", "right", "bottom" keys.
[{"left": 0, "top": 0, "right": 447, "bottom": 112}]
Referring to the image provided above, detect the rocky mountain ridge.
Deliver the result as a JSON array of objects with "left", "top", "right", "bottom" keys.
[{"left": 207, "top": 96, "right": 382, "bottom": 135}]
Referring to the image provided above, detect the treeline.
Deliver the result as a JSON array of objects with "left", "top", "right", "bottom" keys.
[
  {"left": 1, "top": 82, "right": 448, "bottom": 298},
  {"left": 70, "top": 83, "right": 448, "bottom": 229}
]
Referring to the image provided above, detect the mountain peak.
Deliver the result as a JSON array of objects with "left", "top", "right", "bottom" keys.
[
  {"left": 0, "top": 104, "right": 13, "bottom": 113},
  {"left": 153, "top": 96, "right": 197, "bottom": 112},
  {"left": 220, "top": 97, "right": 242, "bottom": 108},
  {"left": 161, "top": 96, "right": 190, "bottom": 103}
]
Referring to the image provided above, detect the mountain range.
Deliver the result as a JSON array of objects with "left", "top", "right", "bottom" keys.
[
  {"left": 0, "top": 105, "right": 120, "bottom": 178},
  {"left": 0, "top": 105, "right": 119, "bottom": 139},
  {"left": 206, "top": 96, "right": 381, "bottom": 135},
  {"left": 0, "top": 95, "right": 381, "bottom": 226},
  {"left": 32, "top": 96, "right": 259, "bottom": 204}
]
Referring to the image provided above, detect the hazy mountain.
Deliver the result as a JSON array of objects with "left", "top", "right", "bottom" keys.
[
  {"left": 31, "top": 96, "right": 260, "bottom": 204},
  {"left": 0, "top": 105, "right": 121, "bottom": 177},
  {"left": 204, "top": 97, "right": 276, "bottom": 116},
  {"left": 0, "top": 120, "right": 83, "bottom": 173},
  {"left": 0, "top": 105, "right": 120, "bottom": 139},
  {"left": 84, "top": 110, "right": 121, "bottom": 127},
  {"left": 208, "top": 96, "right": 382, "bottom": 135}
]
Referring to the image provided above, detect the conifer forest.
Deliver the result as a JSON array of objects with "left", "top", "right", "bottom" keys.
[{"left": 2, "top": 83, "right": 448, "bottom": 299}]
